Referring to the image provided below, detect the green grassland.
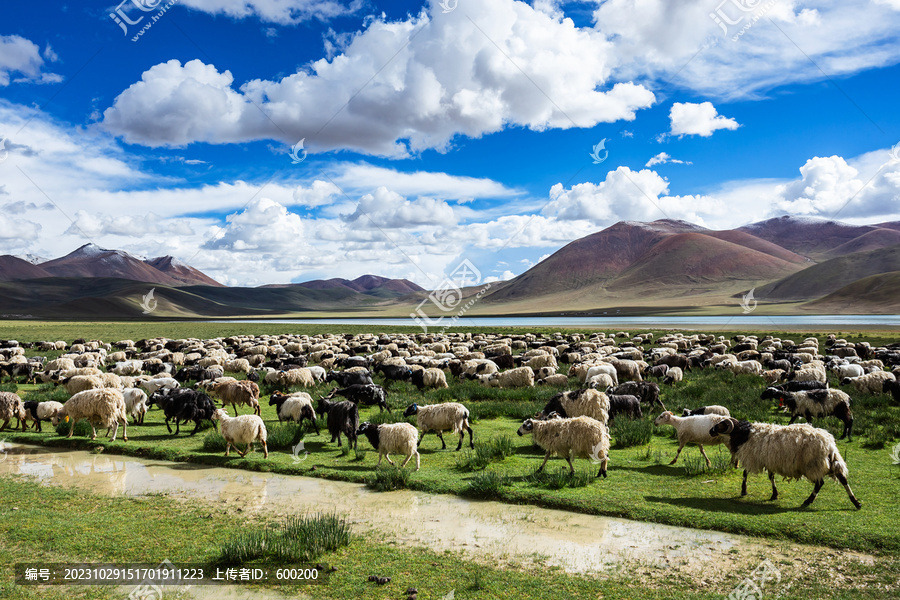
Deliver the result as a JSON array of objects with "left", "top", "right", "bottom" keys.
[
  {"left": 5, "top": 475, "right": 898, "bottom": 600},
  {"left": 4, "top": 353, "right": 900, "bottom": 554}
]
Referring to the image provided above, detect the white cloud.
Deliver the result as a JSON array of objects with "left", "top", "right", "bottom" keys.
[
  {"left": 102, "top": 1, "right": 655, "bottom": 155},
  {"left": 646, "top": 152, "right": 691, "bottom": 167},
  {"left": 0, "top": 35, "right": 61, "bottom": 87},
  {"left": 180, "top": 0, "right": 362, "bottom": 24},
  {"left": 593, "top": 0, "right": 900, "bottom": 100},
  {"left": 292, "top": 180, "right": 341, "bottom": 207},
  {"left": 331, "top": 163, "right": 521, "bottom": 203},
  {"left": 347, "top": 186, "right": 458, "bottom": 229},
  {"left": 668, "top": 102, "right": 739, "bottom": 137}
]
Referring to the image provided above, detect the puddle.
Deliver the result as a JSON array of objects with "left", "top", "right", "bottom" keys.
[{"left": 0, "top": 444, "right": 870, "bottom": 581}]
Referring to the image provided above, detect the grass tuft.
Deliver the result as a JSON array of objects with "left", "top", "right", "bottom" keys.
[
  {"left": 218, "top": 513, "right": 351, "bottom": 565},
  {"left": 455, "top": 434, "right": 515, "bottom": 471},
  {"left": 364, "top": 464, "right": 411, "bottom": 491},
  {"left": 611, "top": 417, "right": 653, "bottom": 448}
]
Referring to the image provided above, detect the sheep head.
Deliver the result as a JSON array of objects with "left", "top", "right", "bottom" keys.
[
  {"left": 653, "top": 411, "right": 673, "bottom": 426},
  {"left": 516, "top": 419, "right": 534, "bottom": 436},
  {"left": 402, "top": 403, "right": 419, "bottom": 418}
]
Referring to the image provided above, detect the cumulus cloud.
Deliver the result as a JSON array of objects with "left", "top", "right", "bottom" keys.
[
  {"left": 668, "top": 102, "right": 739, "bottom": 137},
  {"left": 64, "top": 212, "right": 197, "bottom": 238},
  {"left": 646, "top": 152, "right": 691, "bottom": 167},
  {"left": 102, "top": 1, "right": 655, "bottom": 155},
  {"left": 180, "top": 0, "right": 362, "bottom": 24},
  {"left": 346, "top": 187, "right": 457, "bottom": 229},
  {"left": 0, "top": 35, "right": 61, "bottom": 87},
  {"left": 293, "top": 180, "right": 341, "bottom": 207}
]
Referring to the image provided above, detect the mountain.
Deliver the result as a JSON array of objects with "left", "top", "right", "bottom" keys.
[
  {"left": 484, "top": 220, "right": 805, "bottom": 304},
  {"left": 756, "top": 245, "right": 900, "bottom": 301},
  {"left": 0, "top": 256, "right": 52, "bottom": 282},
  {"left": 4, "top": 244, "right": 221, "bottom": 287},
  {"left": 39, "top": 244, "right": 184, "bottom": 285},
  {"left": 738, "top": 216, "right": 900, "bottom": 260},
  {"left": 264, "top": 275, "right": 423, "bottom": 298},
  {"left": 145, "top": 256, "right": 224, "bottom": 287},
  {"left": 801, "top": 271, "right": 900, "bottom": 314}
]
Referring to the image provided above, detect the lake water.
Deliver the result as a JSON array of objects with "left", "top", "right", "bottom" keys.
[{"left": 210, "top": 315, "right": 900, "bottom": 328}]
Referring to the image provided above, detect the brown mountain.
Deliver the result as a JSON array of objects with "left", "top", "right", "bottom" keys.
[
  {"left": 39, "top": 244, "right": 184, "bottom": 285},
  {"left": 484, "top": 220, "right": 805, "bottom": 304},
  {"left": 264, "top": 275, "right": 423, "bottom": 298},
  {"left": 145, "top": 256, "right": 224, "bottom": 287},
  {"left": 738, "top": 216, "right": 900, "bottom": 260},
  {"left": 0, "top": 256, "right": 52, "bottom": 282},
  {"left": 801, "top": 271, "right": 900, "bottom": 314}
]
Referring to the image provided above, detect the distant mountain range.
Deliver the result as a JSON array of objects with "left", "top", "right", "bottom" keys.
[{"left": 0, "top": 216, "right": 898, "bottom": 318}]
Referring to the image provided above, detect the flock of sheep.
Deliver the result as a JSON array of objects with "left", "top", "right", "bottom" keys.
[{"left": 1, "top": 330, "right": 898, "bottom": 509}]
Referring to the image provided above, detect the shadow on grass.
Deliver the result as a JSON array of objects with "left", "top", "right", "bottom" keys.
[
  {"left": 645, "top": 495, "right": 797, "bottom": 515},
  {"left": 614, "top": 464, "right": 707, "bottom": 477}
]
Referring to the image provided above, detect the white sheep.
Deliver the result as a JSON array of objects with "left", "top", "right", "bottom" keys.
[
  {"left": 663, "top": 366, "right": 683, "bottom": 385},
  {"left": 403, "top": 402, "right": 474, "bottom": 451},
  {"left": 517, "top": 415, "right": 609, "bottom": 478},
  {"left": 138, "top": 377, "right": 180, "bottom": 395},
  {"left": 486, "top": 366, "right": 535, "bottom": 388},
  {"left": 21, "top": 400, "right": 64, "bottom": 432},
  {"left": 791, "top": 365, "right": 827, "bottom": 384},
  {"left": 539, "top": 389, "right": 609, "bottom": 425},
  {"left": 52, "top": 389, "right": 128, "bottom": 441},
  {"left": 357, "top": 421, "right": 420, "bottom": 470},
  {"left": 583, "top": 364, "right": 618, "bottom": 385},
  {"left": 832, "top": 363, "right": 864, "bottom": 380},
  {"left": 122, "top": 388, "right": 149, "bottom": 424},
  {"left": 653, "top": 411, "right": 728, "bottom": 467},
  {"left": 709, "top": 418, "right": 861, "bottom": 509},
  {"left": 681, "top": 405, "right": 731, "bottom": 417},
  {"left": 586, "top": 373, "right": 615, "bottom": 390},
  {"left": 63, "top": 375, "right": 105, "bottom": 394},
  {"left": 211, "top": 408, "right": 268, "bottom": 458}
]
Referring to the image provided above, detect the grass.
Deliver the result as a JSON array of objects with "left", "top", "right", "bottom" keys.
[
  {"left": 3, "top": 325, "right": 900, "bottom": 557},
  {"left": 218, "top": 513, "right": 351, "bottom": 564}
]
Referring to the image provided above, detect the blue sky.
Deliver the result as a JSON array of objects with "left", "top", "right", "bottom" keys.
[{"left": 1, "top": 0, "right": 899, "bottom": 287}]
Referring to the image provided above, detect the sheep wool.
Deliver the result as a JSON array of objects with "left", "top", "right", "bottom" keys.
[
  {"left": 710, "top": 419, "right": 861, "bottom": 509},
  {"left": 517, "top": 416, "right": 609, "bottom": 478},
  {"left": 0, "top": 392, "right": 26, "bottom": 431},
  {"left": 404, "top": 402, "right": 474, "bottom": 451},
  {"left": 358, "top": 422, "right": 420, "bottom": 470},
  {"left": 55, "top": 388, "right": 128, "bottom": 441},
  {"left": 212, "top": 408, "right": 268, "bottom": 458},
  {"left": 653, "top": 411, "right": 728, "bottom": 467}
]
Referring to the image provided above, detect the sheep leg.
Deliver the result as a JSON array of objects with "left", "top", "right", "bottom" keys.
[
  {"left": 191, "top": 419, "right": 202, "bottom": 436},
  {"left": 436, "top": 431, "right": 447, "bottom": 450},
  {"left": 455, "top": 430, "right": 465, "bottom": 452},
  {"left": 399, "top": 452, "right": 413, "bottom": 468},
  {"left": 668, "top": 442, "right": 685, "bottom": 465},
  {"left": 565, "top": 457, "right": 575, "bottom": 476},
  {"left": 121, "top": 417, "right": 127, "bottom": 442},
  {"left": 89, "top": 422, "right": 98, "bottom": 440},
  {"left": 769, "top": 472, "right": 778, "bottom": 501},
  {"left": 416, "top": 431, "right": 427, "bottom": 447},
  {"left": 376, "top": 453, "right": 384, "bottom": 467},
  {"left": 224, "top": 441, "right": 231, "bottom": 457},
  {"left": 698, "top": 444, "right": 712, "bottom": 468},
  {"left": 597, "top": 456, "right": 608, "bottom": 479},
  {"left": 787, "top": 415, "right": 798, "bottom": 425},
  {"left": 466, "top": 424, "right": 475, "bottom": 449},
  {"left": 741, "top": 470, "right": 749, "bottom": 496},
  {"left": 385, "top": 453, "right": 395, "bottom": 466},
  {"left": 801, "top": 480, "right": 824, "bottom": 507},
  {"left": 0, "top": 420, "right": 7, "bottom": 432},
  {"left": 67, "top": 420, "right": 75, "bottom": 438},
  {"left": 165, "top": 417, "right": 173, "bottom": 434},
  {"left": 804, "top": 411, "right": 814, "bottom": 425},
  {"left": 310, "top": 417, "right": 319, "bottom": 436},
  {"left": 835, "top": 471, "right": 862, "bottom": 509},
  {"left": 537, "top": 451, "right": 552, "bottom": 473}
]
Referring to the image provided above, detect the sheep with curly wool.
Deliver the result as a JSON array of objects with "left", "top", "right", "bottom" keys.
[
  {"left": 832, "top": 363, "right": 864, "bottom": 380},
  {"left": 0, "top": 391, "right": 26, "bottom": 431},
  {"left": 269, "top": 391, "right": 318, "bottom": 433},
  {"left": 842, "top": 371, "right": 895, "bottom": 395},
  {"left": 538, "top": 388, "right": 609, "bottom": 425},
  {"left": 709, "top": 418, "right": 861, "bottom": 509},
  {"left": 766, "top": 388, "right": 854, "bottom": 441},
  {"left": 652, "top": 411, "right": 728, "bottom": 467},
  {"left": 789, "top": 365, "right": 827, "bottom": 384},
  {"left": 270, "top": 367, "right": 316, "bottom": 389},
  {"left": 539, "top": 374, "right": 570, "bottom": 387},
  {"left": 62, "top": 375, "right": 104, "bottom": 395},
  {"left": 52, "top": 388, "right": 128, "bottom": 441},
  {"left": 209, "top": 380, "right": 261, "bottom": 416},
  {"left": 486, "top": 366, "right": 535, "bottom": 388},
  {"left": 211, "top": 408, "right": 268, "bottom": 458},
  {"left": 517, "top": 415, "right": 609, "bottom": 477},
  {"left": 410, "top": 367, "right": 449, "bottom": 390},
  {"left": 357, "top": 422, "right": 420, "bottom": 470},
  {"left": 583, "top": 364, "right": 618, "bottom": 386},
  {"left": 403, "top": 402, "right": 474, "bottom": 451},
  {"left": 762, "top": 369, "right": 786, "bottom": 385}
]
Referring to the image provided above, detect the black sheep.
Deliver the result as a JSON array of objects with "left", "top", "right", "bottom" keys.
[
  {"left": 316, "top": 396, "right": 359, "bottom": 449},
  {"left": 607, "top": 394, "right": 642, "bottom": 420},
  {"left": 610, "top": 381, "right": 662, "bottom": 408},
  {"left": 149, "top": 389, "right": 218, "bottom": 435},
  {"left": 325, "top": 384, "right": 390, "bottom": 412},
  {"left": 326, "top": 369, "right": 373, "bottom": 387},
  {"left": 374, "top": 363, "right": 413, "bottom": 385}
]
